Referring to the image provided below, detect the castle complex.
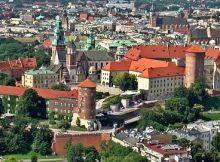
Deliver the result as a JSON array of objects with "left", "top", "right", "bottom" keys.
[{"left": 102, "top": 44, "right": 220, "bottom": 100}]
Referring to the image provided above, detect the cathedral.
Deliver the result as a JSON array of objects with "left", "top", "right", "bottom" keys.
[{"left": 48, "top": 16, "right": 90, "bottom": 84}]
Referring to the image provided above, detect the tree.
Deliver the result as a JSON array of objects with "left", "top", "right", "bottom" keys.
[
  {"left": 31, "top": 156, "right": 38, "bottom": 162},
  {"left": 32, "top": 125, "right": 53, "bottom": 155},
  {"left": 57, "top": 120, "right": 71, "bottom": 130},
  {"left": 165, "top": 97, "right": 189, "bottom": 113},
  {"left": 51, "top": 83, "right": 70, "bottom": 91},
  {"left": 173, "top": 85, "right": 188, "bottom": 98},
  {"left": 0, "top": 73, "right": 15, "bottom": 86},
  {"left": 17, "top": 89, "right": 47, "bottom": 119},
  {"left": 113, "top": 73, "right": 137, "bottom": 91},
  {"left": 175, "top": 138, "right": 190, "bottom": 149},
  {"left": 212, "top": 133, "right": 220, "bottom": 151},
  {"left": 67, "top": 143, "right": 84, "bottom": 162},
  {"left": 76, "top": 117, "right": 81, "bottom": 127},
  {"left": 85, "top": 146, "right": 100, "bottom": 162},
  {"left": 35, "top": 49, "right": 51, "bottom": 67}
]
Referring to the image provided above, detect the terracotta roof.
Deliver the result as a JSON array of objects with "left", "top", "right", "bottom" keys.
[
  {"left": 139, "top": 65, "right": 185, "bottom": 78},
  {"left": 103, "top": 60, "right": 131, "bottom": 71},
  {"left": 124, "top": 45, "right": 190, "bottom": 60},
  {"left": 43, "top": 39, "right": 52, "bottom": 48},
  {"left": 0, "top": 61, "right": 10, "bottom": 71},
  {"left": 175, "top": 27, "right": 189, "bottom": 34},
  {"left": 129, "top": 58, "right": 170, "bottom": 72},
  {"left": 78, "top": 79, "right": 96, "bottom": 88},
  {"left": 205, "top": 48, "right": 220, "bottom": 60},
  {"left": 148, "top": 144, "right": 188, "bottom": 156},
  {"left": 79, "top": 13, "right": 88, "bottom": 20},
  {"left": 19, "top": 58, "right": 37, "bottom": 69},
  {"left": 0, "top": 86, "right": 78, "bottom": 99},
  {"left": 185, "top": 45, "right": 205, "bottom": 53}
]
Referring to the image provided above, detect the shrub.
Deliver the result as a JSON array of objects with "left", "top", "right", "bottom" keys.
[{"left": 57, "top": 120, "right": 71, "bottom": 129}]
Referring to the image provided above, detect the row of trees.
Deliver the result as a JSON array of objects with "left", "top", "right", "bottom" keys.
[
  {"left": 0, "top": 117, "right": 52, "bottom": 155},
  {"left": 0, "top": 73, "right": 15, "bottom": 86},
  {"left": 66, "top": 141, "right": 148, "bottom": 162},
  {"left": 0, "top": 38, "right": 50, "bottom": 67},
  {"left": 139, "top": 78, "right": 209, "bottom": 131}
]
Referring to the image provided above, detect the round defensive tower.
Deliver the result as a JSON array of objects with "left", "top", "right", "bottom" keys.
[
  {"left": 185, "top": 45, "right": 205, "bottom": 88},
  {"left": 72, "top": 79, "right": 96, "bottom": 130}
]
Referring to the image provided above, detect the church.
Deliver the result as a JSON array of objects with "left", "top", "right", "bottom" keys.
[{"left": 48, "top": 15, "right": 114, "bottom": 84}]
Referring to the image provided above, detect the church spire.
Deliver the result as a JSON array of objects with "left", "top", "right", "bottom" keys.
[{"left": 52, "top": 15, "right": 65, "bottom": 46}]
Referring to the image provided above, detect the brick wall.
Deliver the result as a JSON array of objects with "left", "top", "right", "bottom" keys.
[{"left": 52, "top": 132, "right": 111, "bottom": 155}]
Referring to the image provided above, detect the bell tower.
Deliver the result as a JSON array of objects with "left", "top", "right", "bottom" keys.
[{"left": 51, "top": 15, "right": 66, "bottom": 65}]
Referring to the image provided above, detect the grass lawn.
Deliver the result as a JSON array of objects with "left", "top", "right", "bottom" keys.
[
  {"left": 202, "top": 113, "right": 220, "bottom": 121},
  {"left": 202, "top": 96, "right": 220, "bottom": 110},
  {"left": 69, "top": 126, "right": 87, "bottom": 131},
  {"left": 3, "top": 151, "right": 63, "bottom": 160}
]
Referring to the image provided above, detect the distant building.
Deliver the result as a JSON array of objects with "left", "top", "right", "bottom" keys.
[
  {"left": 106, "top": 0, "right": 135, "bottom": 10},
  {"left": 21, "top": 66, "right": 58, "bottom": 89},
  {"left": 112, "top": 128, "right": 191, "bottom": 162},
  {"left": 0, "top": 57, "right": 37, "bottom": 80},
  {"left": 150, "top": 11, "right": 188, "bottom": 31},
  {"left": 170, "top": 120, "right": 220, "bottom": 150}
]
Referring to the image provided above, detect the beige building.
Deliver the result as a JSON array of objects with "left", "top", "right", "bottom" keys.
[
  {"left": 101, "top": 58, "right": 184, "bottom": 100},
  {"left": 22, "top": 67, "right": 58, "bottom": 89}
]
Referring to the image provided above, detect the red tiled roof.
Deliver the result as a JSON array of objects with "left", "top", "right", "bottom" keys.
[
  {"left": 79, "top": 13, "right": 88, "bottom": 20},
  {"left": 78, "top": 79, "right": 96, "bottom": 88},
  {"left": 0, "top": 86, "right": 78, "bottom": 99},
  {"left": 185, "top": 45, "right": 205, "bottom": 53},
  {"left": 103, "top": 60, "right": 131, "bottom": 71},
  {"left": 175, "top": 27, "right": 189, "bottom": 34},
  {"left": 129, "top": 58, "right": 170, "bottom": 72},
  {"left": 148, "top": 144, "right": 188, "bottom": 156},
  {"left": 139, "top": 65, "right": 185, "bottom": 78},
  {"left": 205, "top": 48, "right": 220, "bottom": 60},
  {"left": 124, "top": 45, "right": 191, "bottom": 60},
  {"left": 0, "top": 61, "right": 10, "bottom": 71},
  {"left": 19, "top": 58, "right": 37, "bottom": 69},
  {"left": 43, "top": 39, "right": 52, "bottom": 48}
]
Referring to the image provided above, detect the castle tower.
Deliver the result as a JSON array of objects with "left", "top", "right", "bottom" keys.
[
  {"left": 72, "top": 79, "right": 96, "bottom": 130},
  {"left": 185, "top": 45, "right": 205, "bottom": 88},
  {"left": 51, "top": 15, "right": 66, "bottom": 65}
]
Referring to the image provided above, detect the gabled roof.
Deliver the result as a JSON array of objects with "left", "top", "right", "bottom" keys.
[
  {"left": 139, "top": 65, "right": 185, "bottom": 78},
  {"left": 103, "top": 60, "right": 131, "bottom": 71},
  {"left": 185, "top": 45, "right": 205, "bottom": 53},
  {"left": 78, "top": 79, "right": 96, "bottom": 88},
  {"left": 0, "top": 86, "right": 78, "bottom": 99},
  {"left": 124, "top": 45, "right": 190, "bottom": 60}
]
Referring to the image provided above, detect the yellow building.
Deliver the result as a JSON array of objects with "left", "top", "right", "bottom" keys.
[{"left": 22, "top": 67, "right": 58, "bottom": 89}]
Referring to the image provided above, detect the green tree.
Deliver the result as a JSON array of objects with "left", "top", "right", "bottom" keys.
[
  {"left": 165, "top": 97, "right": 189, "bottom": 113},
  {"left": 51, "top": 83, "right": 70, "bottom": 91},
  {"left": 173, "top": 85, "right": 188, "bottom": 98},
  {"left": 32, "top": 125, "right": 53, "bottom": 155},
  {"left": 31, "top": 155, "right": 38, "bottom": 162},
  {"left": 212, "top": 133, "right": 220, "bottom": 151},
  {"left": 113, "top": 73, "right": 137, "bottom": 91},
  {"left": 85, "top": 146, "right": 100, "bottom": 162},
  {"left": 175, "top": 138, "right": 190, "bottom": 149},
  {"left": 35, "top": 49, "right": 51, "bottom": 67},
  {"left": 76, "top": 117, "right": 81, "bottom": 127},
  {"left": 57, "top": 120, "right": 71, "bottom": 130},
  {"left": 67, "top": 143, "right": 84, "bottom": 162},
  {"left": 122, "top": 152, "right": 148, "bottom": 162},
  {"left": 17, "top": 89, "right": 47, "bottom": 119}
]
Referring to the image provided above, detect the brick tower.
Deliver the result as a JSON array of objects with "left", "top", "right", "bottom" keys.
[
  {"left": 72, "top": 79, "right": 96, "bottom": 130},
  {"left": 185, "top": 45, "right": 205, "bottom": 88}
]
